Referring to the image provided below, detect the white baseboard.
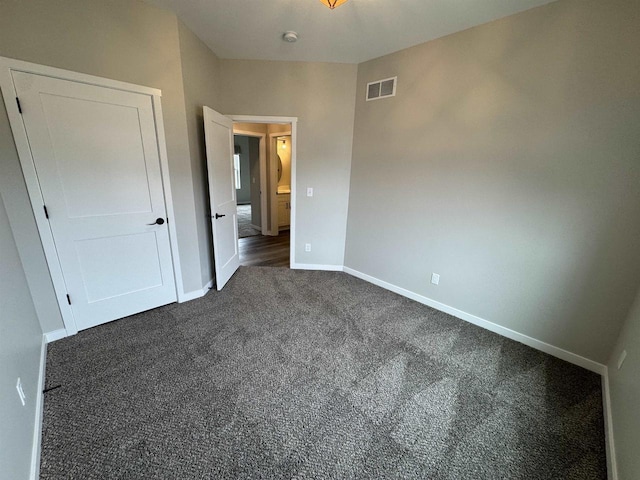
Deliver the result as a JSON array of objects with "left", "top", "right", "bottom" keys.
[
  {"left": 602, "top": 370, "right": 618, "bottom": 480},
  {"left": 291, "top": 263, "right": 344, "bottom": 272},
  {"left": 178, "top": 278, "right": 214, "bottom": 303},
  {"left": 343, "top": 266, "right": 606, "bottom": 375},
  {"left": 30, "top": 336, "right": 47, "bottom": 480},
  {"left": 178, "top": 290, "right": 201, "bottom": 302},
  {"left": 203, "top": 278, "right": 214, "bottom": 292},
  {"left": 44, "top": 328, "right": 67, "bottom": 343}
]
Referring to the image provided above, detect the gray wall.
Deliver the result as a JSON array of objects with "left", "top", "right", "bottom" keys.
[
  {"left": 0, "top": 193, "right": 43, "bottom": 479},
  {"left": 248, "top": 137, "right": 262, "bottom": 227},
  {"left": 608, "top": 285, "right": 640, "bottom": 480},
  {"left": 234, "top": 135, "right": 252, "bottom": 204},
  {"left": 177, "top": 20, "right": 223, "bottom": 289},
  {"left": 344, "top": 0, "right": 640, "bottom": 363},
  {"left": 219, "top": 60, "right": 358, "bottom": 266}
]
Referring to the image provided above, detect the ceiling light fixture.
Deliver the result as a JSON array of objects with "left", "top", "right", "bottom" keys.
[
  {"left": 282, "top": 31, "right": 298, "bottom": 43},
  {"left": 319, "top": 0, "right": 349, "bottom": 10}
]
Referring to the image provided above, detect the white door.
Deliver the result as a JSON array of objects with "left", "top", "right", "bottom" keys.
[
  {"left": 13, "top": 71, "right": 177, "bottom": 331},
  {"left": 203, "top": 106, "right": 240, "bottom": 290}
]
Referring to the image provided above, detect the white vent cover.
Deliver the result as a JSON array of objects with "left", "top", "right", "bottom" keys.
[{"left": 366, "top": 76, "right": 397, "bottom": 101}]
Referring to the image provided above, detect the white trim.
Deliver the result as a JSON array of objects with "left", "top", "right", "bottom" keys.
[
  {"left": 602, "top": 370, "right": 618, "bottom": 480},
  {"left": 203, "top": 278, "right": 214, "bottom": 292},
  {"left": 152, "top": 95, "right": 185, "bottom": 303},
  {"left": 0, "top": 56, "right": 161, "bottom": 97},
  {"left": 179, "top": 277, "right": 214, "bottom": 303},
  {"left": 259, "top": 132, "right": 268, "bottom": 236},
  {"left": 232, "top": 129, "right": 268, "bottom": 236},
  {"left": 269, "top": 133, "right": 279, "bottom": 236},
  {"left": 30, "top": 336, "right": 47, "bottom": 480},
  {"left": 0, "top": 59, "right": 78, "bottom": 335},
  {"left": 289, "top": 122, "right": 297, "bottom": 266},
  {"left": 0, "top": 57, "right": 183, "bottom": 329},
  {"left": 226, "top": 115, "right": 298, "bottom": 266},
  {"left": 228, "top": 115, "right": 298, "bottom": 125},
  {"left": 180, "top": 289, "right": 206, "bottom": 302},
  {"left": 291, "top": 263, "right": 344, "bottom": 272},
  {"left": 342, "top": 266, "right": 607, "bottom": 375},
  {"left": 44, "top": 329, "right": 67, "bottom": 344}
]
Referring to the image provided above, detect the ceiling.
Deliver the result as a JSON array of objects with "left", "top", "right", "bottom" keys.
[{"left": 144, "top": 0, "right": 556, "bottom": 64}]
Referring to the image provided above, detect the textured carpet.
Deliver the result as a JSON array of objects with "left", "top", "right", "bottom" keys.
[
  {"left": 41, "top": 267, "right": 606, "bottom": 479},
  {"left": 237, "top": 204, "right": 261, "bottom": 238}
]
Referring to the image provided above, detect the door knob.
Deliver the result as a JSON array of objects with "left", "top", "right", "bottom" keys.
[
  {"left": 214, "top": 213, "right": 226, "bottom": 219},
  {"left": 147, "top": 218, "right": 165, "bottom": 225}
]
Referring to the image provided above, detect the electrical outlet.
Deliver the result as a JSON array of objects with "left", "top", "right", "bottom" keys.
[
  {"left": 617, "top": 350, "right": 627, "bottom": 370},
  {"left": 305, "top": 243, "right": 311, "bottom": 252},
  {"left": 16, "top": 378, "right": 26, "bottom": 406},
  {"left": 307, "top": 187, "right": 313, "bottom": 197},
  {"left": 431, "top": 273, "right": 440, "bottom": 285}
]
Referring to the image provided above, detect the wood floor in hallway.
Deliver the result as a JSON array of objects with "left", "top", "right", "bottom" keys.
[{"left": 238, "top": 230, "right": 290, "bottom": 267}]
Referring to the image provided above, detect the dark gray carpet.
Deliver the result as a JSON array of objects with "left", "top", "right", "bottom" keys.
[{"left": 41, "top": 267, "right": 606, "bottom": 479}]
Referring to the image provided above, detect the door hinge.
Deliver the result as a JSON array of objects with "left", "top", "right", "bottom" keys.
[
  {"left": 66, "top": 294, "right": 71, "bottom": 305},
  {"left": 16, "top": 97, "right": 22, "bottom": 114},
  {"left": 43, "top": 205, "right": 49, "bottom": 219}
]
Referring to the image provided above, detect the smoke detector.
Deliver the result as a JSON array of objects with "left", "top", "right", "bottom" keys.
[{"left": 282, "top": 31, "right": 298, "bottom": 43}]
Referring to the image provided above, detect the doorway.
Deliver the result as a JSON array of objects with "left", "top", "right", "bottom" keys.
[
  {"left": 274, "top": 134, "right": 292, "bottom": 231},
  {"left": 230, "top": 118, "right": 297, "bottom": 268},
  {"left": 232, "top": 132, "right": 267, "bottom": 239}
]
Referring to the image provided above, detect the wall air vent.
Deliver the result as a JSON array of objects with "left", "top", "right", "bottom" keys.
[{"left": 366, "top": 76, "right": 397, "bottom": 101}]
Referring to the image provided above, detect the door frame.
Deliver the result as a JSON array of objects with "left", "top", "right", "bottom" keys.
[
  {"left": 227, "top": 115, "right": 297, "bottom": 267},
  {"left": 269, "top": 130, "right": 292, "bottom": 235},
  {"left": 0, "top": 56, "right": 184, "bottom": 336},
  {"left": 232, "top": 129, "right": 268, "bottom": 235}
]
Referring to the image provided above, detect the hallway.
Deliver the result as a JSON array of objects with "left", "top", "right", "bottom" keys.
[{"left": 238, "top": 231, "right": 289, "bottom": 267}]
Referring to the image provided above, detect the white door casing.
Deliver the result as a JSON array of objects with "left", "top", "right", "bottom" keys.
[
  {"left": 203, "top": 106, "right": 240, "bottom": 290},
  {"left": 11, "top": 70, "right": 177, "bottom": 331}
]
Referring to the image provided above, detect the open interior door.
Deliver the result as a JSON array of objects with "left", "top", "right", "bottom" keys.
[{"left": 204, "top": 106, "right": 240, "bottom": 290}]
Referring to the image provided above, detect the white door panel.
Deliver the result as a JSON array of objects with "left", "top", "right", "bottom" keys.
[
  {"left": 204, "top": 106, "right": 239, "bottom": 290},
  {"left": 75, "top": 232, "right": 163, "bottom": 302},
  {"left": 13, "top": 71, "right": 177, "bottom": 331},
  {"left": 43, "top": 95, "right": 154, "bottom": 217}
]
